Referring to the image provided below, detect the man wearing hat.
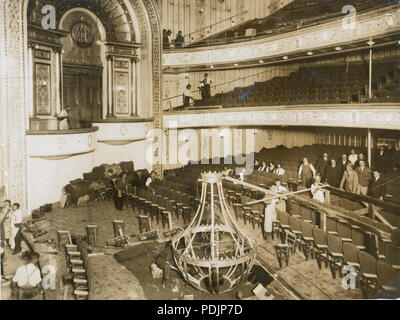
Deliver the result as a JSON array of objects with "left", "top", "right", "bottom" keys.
[
  {"left": 340, "top": 163, "right": 359, "bottom": 193},
  {"left": 57, "top": 106, "right": 72, "bottom": 130}
]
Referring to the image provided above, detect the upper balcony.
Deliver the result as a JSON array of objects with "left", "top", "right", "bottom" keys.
[{"left": 163, "top": 4, "right": 400, "bottom": 71}]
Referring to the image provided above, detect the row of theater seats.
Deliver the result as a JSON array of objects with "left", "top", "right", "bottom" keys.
[
  {"left": 131, "top": 181, "right": 196, "bottom": 229},
  {"left": 193, "top": 64, "right": 399, "bottom": 108},
  {"left": 273, "top": 208, "right": 400, "bottom": 298},
  {"left": 215, "top": 168, "right": 400, "bottom": 297},
  {"left": 169, "top": 143, "right": 400, "bottom": 206},
  {"left": 289, "top": 197, "right": 400, "bottom": 267},
  {"left": 164, "top": 174, "right": 196, "bottom": 195},
  {"left": 195, "top": 0, "right": 386, "bottom": 48},
  {"left": 65, "top": 238, "right": 90, "bottom": 300}
]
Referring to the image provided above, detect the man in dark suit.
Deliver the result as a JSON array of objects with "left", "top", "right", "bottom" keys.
[
  {"left": 356, "top": 160, "right": 372, "bottom": 196},
  {"left": 369, "top": 171, "right": 386, "bottom": 200},
  {"left": 315, "top": 153, "right": 330, "bottom": 182},
  {"left": 374, "top": 145, "right": 390, "bottom": 174},
  {"left": 339, "top": 154, "right": 350, "bottom": 175},
  {"left": 325, "top": 159, "right": 342, "bottom": 188}
]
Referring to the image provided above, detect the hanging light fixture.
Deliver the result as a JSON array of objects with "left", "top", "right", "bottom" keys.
[{"left": 172, "top": 172, "right": 256, "bottom": 294}]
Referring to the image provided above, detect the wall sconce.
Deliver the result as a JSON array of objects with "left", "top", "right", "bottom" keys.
[{"left": 41, "top": 80, "right": 47, "bottom": 87}]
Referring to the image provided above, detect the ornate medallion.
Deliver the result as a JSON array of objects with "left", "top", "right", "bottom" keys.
[
  {"left": 120, "top": 125, "right": 128, "bottom": 137},
  {"left": 71, "top": 21, "right": 94, "bottom": 48},
  {"left": 57, "top": 137, "right": 66, "bottom": 150}
]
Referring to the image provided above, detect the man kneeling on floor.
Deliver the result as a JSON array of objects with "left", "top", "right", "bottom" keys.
[{"left": 11, "top": 251, "right": 43, "bottom": 300}]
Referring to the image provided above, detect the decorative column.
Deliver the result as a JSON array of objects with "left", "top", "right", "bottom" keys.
[
  {"left": 1, "top": 0, "right": 29, "bottom": 210},
  {"left": 27, "top": 41, "right": 36, "bottom": 121},
  {"left": 53, "top": 47, "right": 62, "bottom": 116},
  {"left": 106, "top": 55, "right": 114, "bottom": 118},
  {"left": 130, "top": 57, "right": 138, "bottom": 116}
]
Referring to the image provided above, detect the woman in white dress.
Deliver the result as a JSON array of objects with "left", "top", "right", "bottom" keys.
[
  {"left": 57, "top": 107, "right": 71, "bottom": 130},
  {"left": 263, "top": 180, "right": 287, "bottom": 240},
  {"left": 311, "top": 174, "right": 325, "bottom": 203}
]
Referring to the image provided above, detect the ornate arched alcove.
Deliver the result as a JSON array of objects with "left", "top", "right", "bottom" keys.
[{"left": 0, "top": 0, "right": 162, "bottom": 210}]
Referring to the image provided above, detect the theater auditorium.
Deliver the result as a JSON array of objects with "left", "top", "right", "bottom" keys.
[{"left": 1, "top": 0, "right": 400, "bottom": 301}]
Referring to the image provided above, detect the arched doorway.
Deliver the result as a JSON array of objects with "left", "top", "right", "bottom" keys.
[{"left": 59, "top": 9, "right": 106, "bottom": 128}]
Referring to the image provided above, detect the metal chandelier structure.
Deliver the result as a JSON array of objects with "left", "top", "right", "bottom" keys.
[{"left": 172, "top": 172, "right": 256, "bottom": 294}]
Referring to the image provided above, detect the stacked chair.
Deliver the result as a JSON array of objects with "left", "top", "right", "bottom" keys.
[{"left": 65, "top": 237, "right": 90, "bottom": 300}]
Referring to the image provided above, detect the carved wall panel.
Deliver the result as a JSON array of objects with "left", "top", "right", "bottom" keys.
[
  {"left": 35, "top": 63, "right": 52, "bottom": 115},
  {"left": 114, "top": 72, "right": 130, "bottom": 115}
]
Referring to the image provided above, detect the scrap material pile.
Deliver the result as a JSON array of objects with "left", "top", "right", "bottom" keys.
[{"left": 23, "top": 218, "right": 57, "bottom": 253}]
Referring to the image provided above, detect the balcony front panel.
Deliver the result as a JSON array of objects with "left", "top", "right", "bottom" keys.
[{"left": 163, "top": 105, "right": 400, "bottom": 130}]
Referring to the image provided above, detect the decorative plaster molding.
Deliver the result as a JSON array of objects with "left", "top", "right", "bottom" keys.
[
  {"left": 26, "top": 131, "right": 97, "bottom": 158},
  {"left": 163, "top": 6, "right": 400, "bottom": 67},
  {"left": 98, "top": 138, "right": 147, "bottom": 146},
  {"left": 94, "top": 121, "right": 150, "bottom": 142},
  {"left": 163, "top": 105, "right": 400, "bottom": 130}
]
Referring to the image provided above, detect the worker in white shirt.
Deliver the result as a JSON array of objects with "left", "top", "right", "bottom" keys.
[
  {"left": 298, "top": 158, "right": 316, "bottom": 188},
  {"left": 183, "top": 84, "right": 194, "bottom": 108},
  {"left": 263, "top": 180, "right": 287, "bottom": 240},
  {"left": 10, "top": 203, "right": 23, "bottom": 255},
  {"left": 348, "top": 149, "right": 358, "bottom": 166},
  {"left": 146, "top": 171, "right": 156, "bottom": 193},
  {"left": 239, "top": 168, "right": 246, "bottom": 181},
  {"left": 222, "top": 166, "right": 232, "bottom": 177},
  {"left": 0, "top": 243, "right": 4, "bottom": 279},
  {"left": 11, "top": 251, "right": 43, "bottom": 300},
  {"left": 57, "top": 106, "right": 71, "bottom": 130}
]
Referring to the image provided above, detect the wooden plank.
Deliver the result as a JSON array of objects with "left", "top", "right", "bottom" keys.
[
  {"left": 328, "top": 186, "right": 400, "bottom": 216},
  {"left": 373, "top": 205, "right": 397, "bottom": 230},
  {"left": 223, "top": 176, "right": 281, "bottom": 198},
  {"left": 291, "top": 195, "right": 396, "bottom": 241}
]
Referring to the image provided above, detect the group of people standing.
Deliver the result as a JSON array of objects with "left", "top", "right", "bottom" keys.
[
  {"left": 163, "top": 29, "right": 184, "bottom": 49},
  {"left": 182, "top": 73, "right": 214, "bottom": 108},
  {"left": 298, "top": 148, "right": 387, "bottom": 202},
  {"left": 1, "top": 200, "right": 24, "bottom": 257}
]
